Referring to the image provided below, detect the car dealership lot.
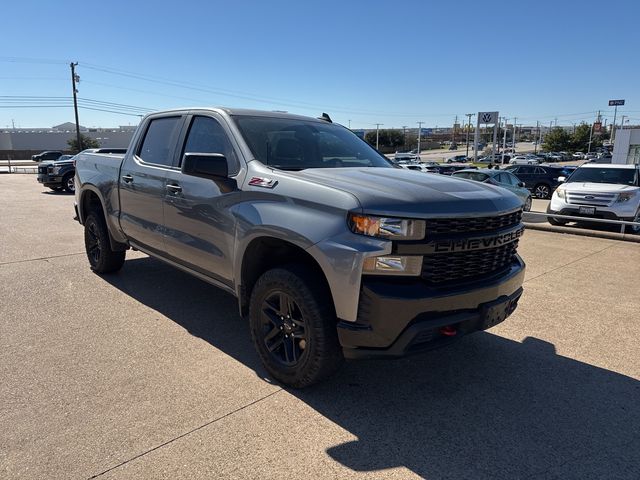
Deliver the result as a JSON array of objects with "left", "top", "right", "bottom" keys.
[{"left": 1, "top": 174, "right": 639, "bottom": 479}]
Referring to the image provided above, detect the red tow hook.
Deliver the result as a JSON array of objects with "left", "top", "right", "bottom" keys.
[{"left": 439, "top": 326, "right": 457, "bottom": 337}]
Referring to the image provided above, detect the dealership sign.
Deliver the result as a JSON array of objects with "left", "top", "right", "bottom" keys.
[{"left": 608, "top": 99, "right": 625, "bottom": 106}]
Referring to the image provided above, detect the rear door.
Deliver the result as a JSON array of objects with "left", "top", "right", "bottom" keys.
[
  {"left": 511, "top": 165, "right": 535, "bottom": 188},
  {"left": 119, "top": 115, "right": 185, "bottom": 254},
  {"left": 162, "top": 114, "right": 243, "bottom": 286}
]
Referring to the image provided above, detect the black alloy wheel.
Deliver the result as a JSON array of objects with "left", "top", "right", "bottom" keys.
[{"left": 260, "top": 291, "right": 309, "bottom": 367}]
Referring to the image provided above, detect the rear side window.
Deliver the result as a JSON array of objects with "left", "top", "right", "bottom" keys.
[{"left": 138, "top": 117, "right": 182, "bottom": 166}]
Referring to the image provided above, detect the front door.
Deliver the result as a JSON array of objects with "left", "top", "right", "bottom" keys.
[{"left": 162, "top": 114, "right": 242, "bottom": 286}]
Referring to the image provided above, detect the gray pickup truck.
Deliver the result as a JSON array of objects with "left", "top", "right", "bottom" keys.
[{"left": 75, "top": 108, "right": 526, "bottom": 387}]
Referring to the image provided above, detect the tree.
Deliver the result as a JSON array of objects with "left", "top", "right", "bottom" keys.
[
  {"left": 542, "top": 127, "right": 571, "bottom": 152},
  {"left": 67, "top": 134, "right": 100, "bottom": 152},
  {"left": 365, "top": 129, "right": 404, "bottom": 150},
  {"left": 570, "top": 123, "right": 594, "bottom": 152}
]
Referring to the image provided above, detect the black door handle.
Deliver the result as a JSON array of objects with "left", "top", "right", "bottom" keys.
[
  {"left": 121, "top": 174, "right": 134, "bottom": 183},
  {"left": 166, "top": 183, "right": 182, "bottom": 193}
]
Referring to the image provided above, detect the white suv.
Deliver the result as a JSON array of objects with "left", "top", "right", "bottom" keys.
[
  {"left": 547, "top": 164, "right": 640, "bottom": 232},
  {"left": 509, "top": 154, "right": 540, "bottom": 165}
]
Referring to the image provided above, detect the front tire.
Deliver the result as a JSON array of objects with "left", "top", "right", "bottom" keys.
[
  {"left": 249, "top": 266, "right": 343, "bottom": 388},
  {"left": 62, "top": 173, "right": 75, "bottom": 193},
  {"left": 546, "top": 205, "right": 568, "bottom": 226},
  {"left": 523, "top": 196, "right": 532, "bottom": 212},
  {"left": 84, "top": 211, "right": 125, "bottom": 273}
]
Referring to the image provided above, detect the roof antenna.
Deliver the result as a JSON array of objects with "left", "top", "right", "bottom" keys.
[{"left": 318, "top": 112, "right": 332, "bottom": 123}]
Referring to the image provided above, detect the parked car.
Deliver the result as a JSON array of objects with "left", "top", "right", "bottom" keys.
[
  {"left": 452, "top": 169, "right": 532, "bottom": 211},
  {"left": 448, "top": 143, "right": 458, "bottom": 150},
  {"left": 37, "top": 148, "right": 127, "bottom": 193},
  {"left": 74, "top": 107, "right": 526, "bottom": 387},
  {"left": 547, "top": 164, "right": 640, "bottom": 232},
  {"left": 447, "top": 155, "right": 469, "bottom": 163},
  {"left": 509, "top": 155, "right": 540, "bottom": 165},
  {"left": 478, "top": 154, "right": 511, "bottom": 164},
  {"left": 435, "top": 164, "right": 478, "bottom": 175},
  {"left": 394, "top": 151, "right": 420, "bottom": 162},
  {"left": 572, "top": 152, "right": 584, "bottom": 159},
  {"left": 505, "top": 164, "right": 573, "bottom": 199},
  {"left": 31, "top": 150, "right": 63, "bottom": 162}
]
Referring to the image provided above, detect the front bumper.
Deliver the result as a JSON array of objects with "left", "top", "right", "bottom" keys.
[
  {"left": 338, "top": 256, "right": 525, "bottom": 359},
  {"left": 549, "top": 198, "right": 636, "bottom": 220},
  {"left": 37, "top": 173, "right": 63, "bottom": 187}
]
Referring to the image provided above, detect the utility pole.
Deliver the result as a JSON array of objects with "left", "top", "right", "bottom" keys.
[
  {"left": 611, "top": 105, "right": 618, "bottom": 143},
  {"left": 70, "top": 62, "right": 82, "bottom": 153},
  {"left": 512, "top": 117, "right": 517, "bottom": 147},
  {"left": 374, "top": 123, "right": 383, "bottom": 150},
  {"left": 348, "top": 119, "right": 351, "bottom": 129},
  {"left": 535, "top": 120, "right": 539, "bottom": 154},
  {"left": 465, "top": 113, "right": 474, "bottom": 158},
  {"left": 416, "top": 121, "right": 424, "bottom": 157},
  {"left": 587, "top": 111, "right": 598, "bottom": 154},
  {"left": 452, "top": 115, "right": 458, "bottom": 145},
  {"left": 402, "top": 125, "right": 408, "bottom": 148}
]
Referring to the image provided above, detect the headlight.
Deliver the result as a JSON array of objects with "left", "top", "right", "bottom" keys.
[
  {"left": 363, "top": 255, "right": 423, "bottom": 276},
  {"left": 555, "top": 187, "right": 566, "bottom": 200},
  {"left": 348, "top": 214, "right": 425, "bottom": 240},
  {"left": 616, "top": 191, "right": 636, "bottom": 203}
]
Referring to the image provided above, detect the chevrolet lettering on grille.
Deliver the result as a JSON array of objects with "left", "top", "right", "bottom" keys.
[{"left": 425, "top": 225, "right": 525, "bottom": 253}]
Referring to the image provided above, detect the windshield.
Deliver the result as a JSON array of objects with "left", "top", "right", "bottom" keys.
[
  {"left": 566, "top": 167, "right": 638, "bottom": 186},
  {"left": 233, "top": 115, "right": 393, "bottom": 170},
  {"left": 452, "top": 172, "right": 489, "bottom": 182}
]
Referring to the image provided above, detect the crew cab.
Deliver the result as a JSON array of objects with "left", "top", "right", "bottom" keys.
[
  {"left": 75, "top": 108, "right": 526, "bottom": 387},
  {"left": 547, "top": 164, "right": 640, "bottom": 232}
]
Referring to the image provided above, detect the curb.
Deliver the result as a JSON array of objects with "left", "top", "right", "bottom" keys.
[{"left": 523, "top": 222, "right": 640, "bottom": 243}]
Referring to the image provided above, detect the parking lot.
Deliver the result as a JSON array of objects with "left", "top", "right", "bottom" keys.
[{"left": 1, "top": 174, "right": 639, "bottom": 479}]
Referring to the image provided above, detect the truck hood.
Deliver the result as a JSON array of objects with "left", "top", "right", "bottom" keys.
[
  {"left": 293, "top": 168, "right": 523, "bottom": 217},
  {"left": 563, "top": 182, "right": 639, "bottom": 193}
]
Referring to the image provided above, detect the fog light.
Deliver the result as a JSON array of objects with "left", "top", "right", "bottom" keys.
[{"left": 362, "top": 255, "right": 422, "bottom": 276}]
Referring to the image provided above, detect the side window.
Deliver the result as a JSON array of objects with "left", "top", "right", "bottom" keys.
[
  {"left": 138, "top": 117, "right": 182, "bottom": 166},
  {"left": 496, "top": 173, "right": 508, "bottom": 184},
  {"left": 506, "top": 173, "right": 520, "bottom": 186},
  {"left": 182, "top": 116, "right": 239, "bottom": 173},
  {"left": 534, "top": 167, "right": 546, "bottom": 174}
]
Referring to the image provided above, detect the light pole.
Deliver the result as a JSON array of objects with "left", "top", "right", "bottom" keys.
[
  {"left": 501, "top": 118, "right": 509, "bottom": 164},
  {"left": 374, "top": 123, "right": 383, "bottom": 150},
  {"left": 535, "top": 120, "right": 540, "bottom": 154},
  {"left": 465, "top": 113, "right": 474, "bottom": 158},
  {"left": 417, "top": 121, "right": 424, "bottom": 158},
  {"left": 348, "top": 119, "right": 351, "bottom": 129},
  {"left": 402, "top": 125, "right": 408, "bottom": 148}
]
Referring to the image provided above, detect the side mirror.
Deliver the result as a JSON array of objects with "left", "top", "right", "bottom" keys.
[
  {"left": 518, "top": 181, "right": 526, "bottom": 187},
  {"left": 182, "top": 153, "right": 228, "bottom": 179},
  {"left": 557, "top": 176, "right": 566, "bottom": 183}
]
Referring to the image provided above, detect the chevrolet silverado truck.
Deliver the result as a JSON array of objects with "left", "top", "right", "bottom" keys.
[{"left": 74, "top": 108, "right": 526, "bottom": 387}]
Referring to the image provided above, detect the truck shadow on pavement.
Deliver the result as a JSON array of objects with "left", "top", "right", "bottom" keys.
[{"left": 106, "top": 256, "right": 640, "bottom": 480}]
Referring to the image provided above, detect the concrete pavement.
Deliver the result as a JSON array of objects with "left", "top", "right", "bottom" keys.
[{"left": 1, "top": 175, "right": 639, "bottom": 479}]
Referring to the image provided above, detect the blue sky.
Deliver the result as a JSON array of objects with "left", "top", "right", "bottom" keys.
[{"left": 1, "top": 0, "right": 639, "bottom": 129}]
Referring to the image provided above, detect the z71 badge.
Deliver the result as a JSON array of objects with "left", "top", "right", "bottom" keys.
[{"left": 248, "top": 177, "right": 277, "bottom": 188}]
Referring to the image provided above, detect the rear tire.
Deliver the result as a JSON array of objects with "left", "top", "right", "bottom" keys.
[
  {"left": 249, "top": 266, "right": 343, "bottom": 388},
  {"left": 84, "top": 211, "right": 125, "bottom": 273},
  {"left": 534, "top": 183, "right": 551, "bottom": 199}
]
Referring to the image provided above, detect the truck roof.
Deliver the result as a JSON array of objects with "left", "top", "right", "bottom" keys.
[{"left": 145, "top": 107, "right": 329, "bottom": 124}]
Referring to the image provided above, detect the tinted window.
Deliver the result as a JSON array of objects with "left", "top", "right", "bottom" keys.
[
  {"left": 182, "top": 116, "right": 239, "bottom": 173},
  {"left": 505, "top": 173, "right": 521, "bottom": 186},
  {"left": 517, "top": 166, "right": 535, "bottom": 174},
  {"left": 234, "top": 116, "right": 392, "bottom": 170},
  {"left": 138, "top": 117, "right": 182, "bottom": 166},
  {"left": 534, "top": 167, "right": 546, "bottom": 174}
]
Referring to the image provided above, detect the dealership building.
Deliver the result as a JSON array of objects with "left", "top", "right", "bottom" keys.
[{"left": 612, "top": 127, "right": 640, "bottom": 164}]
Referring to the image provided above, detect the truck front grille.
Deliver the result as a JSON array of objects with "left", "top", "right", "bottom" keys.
[
  {"left": 421, "top": 241, "right": 519, "bottom": 284},
  {"left": 424, "top": 210, "right": 522, "bottom": 234}
]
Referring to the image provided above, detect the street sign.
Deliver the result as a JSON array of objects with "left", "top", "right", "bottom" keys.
[
  {"left": 608, "top": 99, "right": 625, "bottom": 106},
  {"left": 478, "top": 111, "right": 498, "bottom": 124}
]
